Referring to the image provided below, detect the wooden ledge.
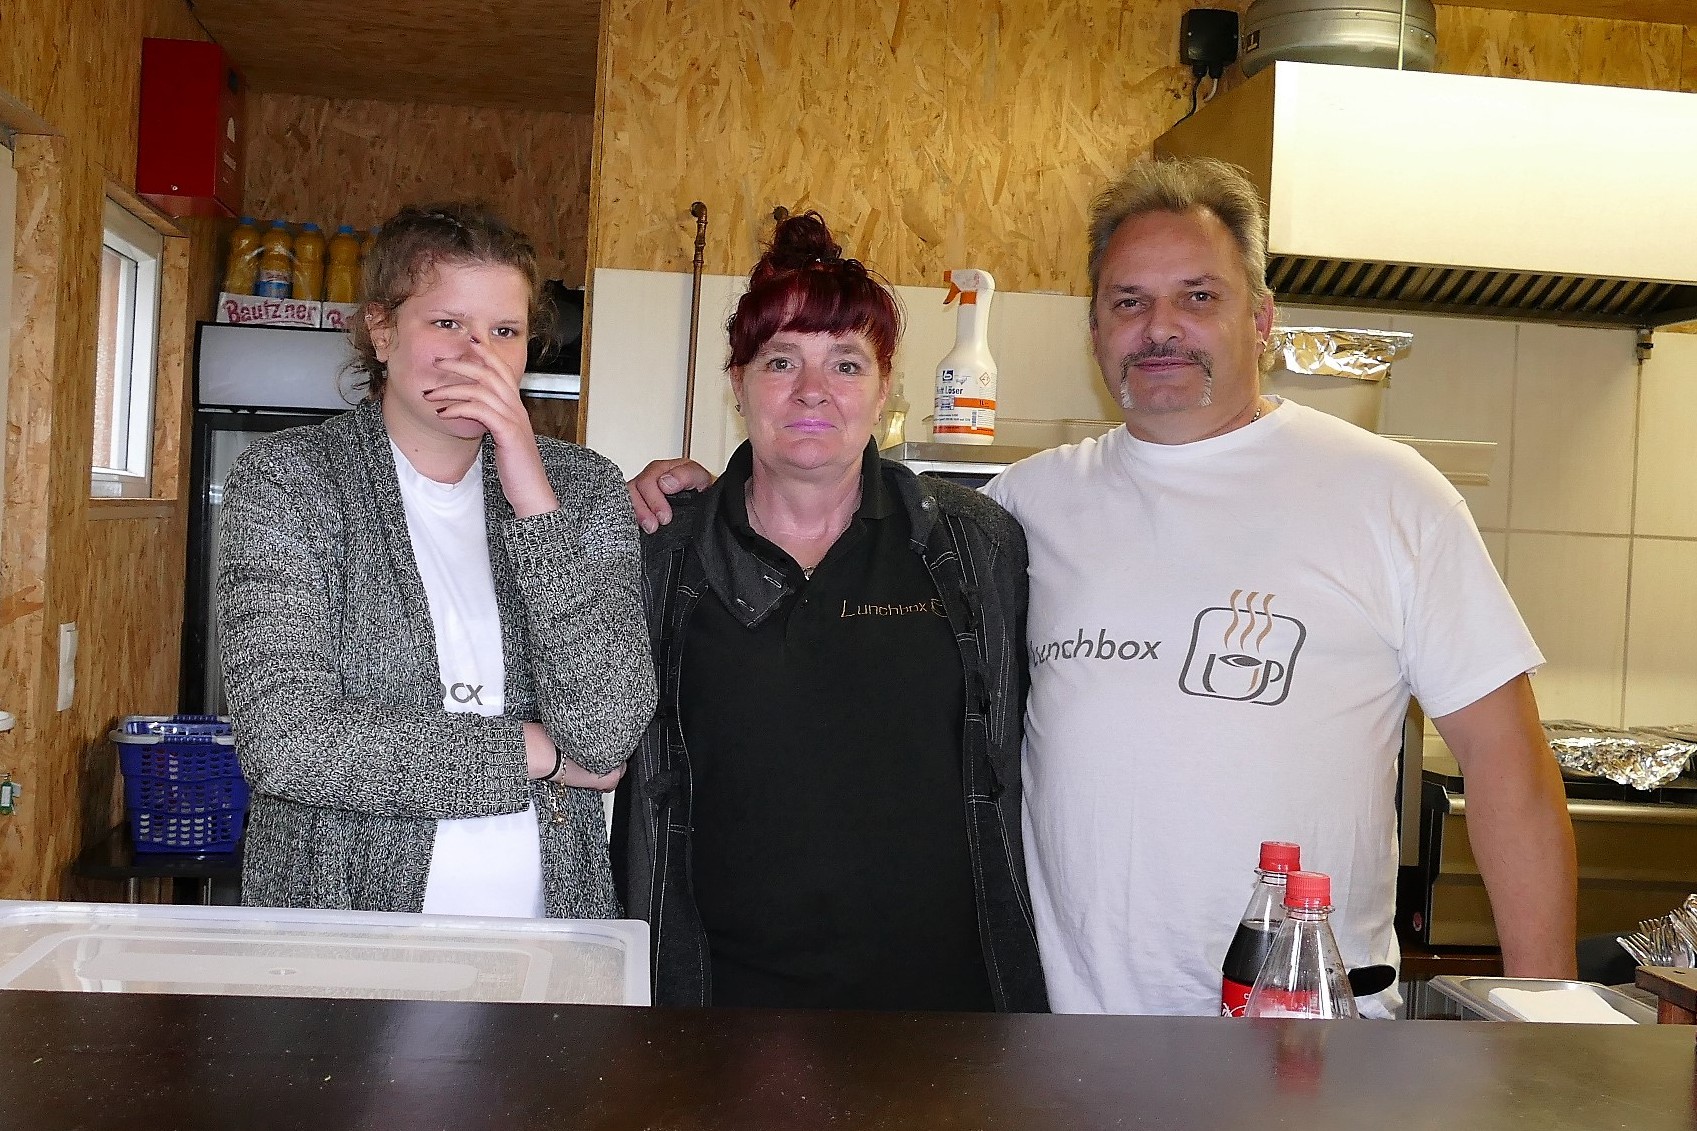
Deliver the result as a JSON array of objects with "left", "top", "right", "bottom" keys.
[
  {"left": 1635, "top": 966, "right": 1697, "bottom": 1024},
  {"left": 87, "top": 500, "right": 180, "bottom": 522}
]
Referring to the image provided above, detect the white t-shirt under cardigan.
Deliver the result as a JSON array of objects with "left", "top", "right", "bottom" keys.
[{"left": 393, "top": 442, "right": 545, "bottom": 918}]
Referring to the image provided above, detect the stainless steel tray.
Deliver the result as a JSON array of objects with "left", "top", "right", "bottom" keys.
[{"left": 1430, "top": 976, "right": 1656, "bottom": 1024}]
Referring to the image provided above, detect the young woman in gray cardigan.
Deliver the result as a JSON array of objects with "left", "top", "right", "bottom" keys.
[{"left": 217, "top": 205, "right": 655, "bottom": 918}]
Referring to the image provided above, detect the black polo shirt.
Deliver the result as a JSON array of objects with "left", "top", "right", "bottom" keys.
[{"left": 679, "top": 443, "right": 992, "bottom": 1011}]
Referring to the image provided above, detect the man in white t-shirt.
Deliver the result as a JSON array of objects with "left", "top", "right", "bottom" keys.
[
  {"left": 977, "top": 156, "right": 1575, "bottom": 1015},
  {"left": 624, "top": 158, "right": 1577, "bottom": 1017}
]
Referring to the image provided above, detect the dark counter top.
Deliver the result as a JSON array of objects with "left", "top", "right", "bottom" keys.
[{"left": 1, "top": 990, "right": 1692, "bottom": 1129}]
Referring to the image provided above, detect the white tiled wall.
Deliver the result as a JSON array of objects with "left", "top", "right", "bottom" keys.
[
  {"left": 1383, "top": 312, "right": 1519, "bottom": 530},
  {"left": 1625, "top": 537, "right": 1697, "bottom": 724},
  {"left": 1636, "top": 338, "right": 1697, "bottom": 539},
  {"left": 1504, "top": 532, "right": 1631, "bottom": 725},
  {"left": 1509, "top": 325, "right": 1639, "bottom": 536},
  {"left": 1356, "top": 309, "right": 1697, "bottom": 729}
]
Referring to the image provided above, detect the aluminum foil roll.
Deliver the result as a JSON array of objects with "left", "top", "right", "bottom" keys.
[
  {"left": 1270, "top": 327, "right": 1414, "bottom": 382},
  {"left": 1543, "top": 720, "right": 1697, "bottom": 791}
]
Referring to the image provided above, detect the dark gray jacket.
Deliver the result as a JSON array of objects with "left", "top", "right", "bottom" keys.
[
  {"left": 218, "top": 399, "right": 656, "bottom": 917},
  {"left": 613, "top": 455, "right": 1048, "bottom": 1011}
]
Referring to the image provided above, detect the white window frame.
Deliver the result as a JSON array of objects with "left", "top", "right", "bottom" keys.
[{"left": 92, "top": 198, "right": 163, "bottom": 499}]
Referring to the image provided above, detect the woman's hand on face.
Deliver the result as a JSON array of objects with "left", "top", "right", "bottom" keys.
[
  {"left": 523, "top": 721, "right": 626, "bottom": 791},
  {"left": 426, "top": 340, "right": 560, "bottom": 518},
  {"left": 627, "top": 458, "right": 715, "bottom": 533}
]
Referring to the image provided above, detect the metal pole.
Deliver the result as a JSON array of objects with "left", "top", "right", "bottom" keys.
[
  {"left": 681, "top": 202, "right": 708, "bottom": 459},
  {"left": 1397, "top": 0, "right": 1408, "bottom": 70}
]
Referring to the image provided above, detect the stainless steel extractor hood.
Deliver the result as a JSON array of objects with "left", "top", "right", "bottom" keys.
[{"left": 1155, "top": 62, "right": 1697, "bottom": 328}]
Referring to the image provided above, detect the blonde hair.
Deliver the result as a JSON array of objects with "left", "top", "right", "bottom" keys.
[{"left": 1087, "top": 157, "right": 1272, "bottom": 304}]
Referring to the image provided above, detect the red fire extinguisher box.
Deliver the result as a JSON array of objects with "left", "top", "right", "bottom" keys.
[{"left": 136, "top": 38, "right": 245, "bottom": 218}]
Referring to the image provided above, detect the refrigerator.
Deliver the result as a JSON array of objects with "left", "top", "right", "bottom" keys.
[{"left": 180, "top": 323, "right": 357, "bottom": 714}]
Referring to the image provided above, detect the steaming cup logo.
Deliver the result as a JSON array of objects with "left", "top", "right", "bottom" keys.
[{"left": 1179, "top": 589, "right": 1305, "bottom": 706}]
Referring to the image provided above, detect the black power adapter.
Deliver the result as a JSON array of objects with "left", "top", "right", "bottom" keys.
[{"left": 1180, "top": 8, "right": 1239, "bottom": 79}]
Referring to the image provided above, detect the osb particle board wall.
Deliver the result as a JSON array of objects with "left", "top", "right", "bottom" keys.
[
  {"left": 591, "top": 0, "right": 1697, "bottom": 296},
  {"left": 242, "top": 94, "right": 595, "bottom": 286},
  {"left": 0, "top": 0, "right": 217, "bottom": 900},
  {"left": 1435, "top": 5, "right": 1688, "bottom": 86}
]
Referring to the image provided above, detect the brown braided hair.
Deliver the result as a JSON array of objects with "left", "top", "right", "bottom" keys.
[
  {"left": 726, "top": 211, "right": 901, "bottom": 374},
  {"left": 349, "top": 203, "right": 541, "bottom": 399}
]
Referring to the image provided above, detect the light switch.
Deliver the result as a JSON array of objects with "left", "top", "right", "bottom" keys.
[{"left": 55, "top": 622, "right": 76, "bottom": 712}]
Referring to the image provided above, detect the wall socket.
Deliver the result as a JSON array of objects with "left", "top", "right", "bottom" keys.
[{"left": 55, "top": 622, "right": 77, "bottom": 712}]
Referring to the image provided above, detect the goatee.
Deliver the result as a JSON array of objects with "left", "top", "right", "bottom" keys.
[{"left": 1117, "top": 345, "right": 1215, "bottom": 412}]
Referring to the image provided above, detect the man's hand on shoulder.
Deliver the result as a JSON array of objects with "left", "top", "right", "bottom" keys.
[{"left": 628, "top": 458, "right": 715, "bottom": 533}]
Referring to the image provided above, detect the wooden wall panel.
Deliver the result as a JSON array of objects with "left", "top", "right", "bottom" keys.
[
  {"left": 192, "top": 0, "right": 601, "bottom": 113},
  {"left": 242, "top": 94, "right": 595, "bottom": 286},
  {"left": 523, "top": 395, "right": 581, "bottom": 443},
  {"left": 0, "top": 0, "right": 214, "bottom": 900},
  {"left": 594, "top": 1, "right": 1697, "bottom": 298},
  {"left": 594, "top": 0, "right": 1217, "bottom": 295},
  {"left": 1449, "top": 1, "right": 1697, "bottom": 23},
  {"left": 1435, "top": 6, "right": 1685, "bottom": 89},
  {"left": 0, "top": 0, "right": 204, "bottom": 187},
  {"left": 0, "top": 135, "right": 69, "bottom": 893},
  {"left": 58, "top": 514, "right": 190, "bottom": 876},
  {"left": 1576, "top": 19, "right": 1685, "bottom": 89}
]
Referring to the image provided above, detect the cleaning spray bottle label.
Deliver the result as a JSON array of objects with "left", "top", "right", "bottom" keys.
[{"left": 932, "top": 269, "right": 998, "bottom": 445}]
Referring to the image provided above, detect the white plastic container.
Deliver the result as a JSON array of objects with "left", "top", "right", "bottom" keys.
[
  {"left": 0, "top": 900, "right": 650, "bottom": 1006},
  {"left": 1430, "top": 976, "right": 1654, "bottom": 1024},
  {"left": 932, "top": 268, "right": 998, "bottom": 445}
]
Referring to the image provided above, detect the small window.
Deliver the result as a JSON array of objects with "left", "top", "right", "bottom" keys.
[{"left": 92, "top": 199, "right": 163, "bottom": 498}]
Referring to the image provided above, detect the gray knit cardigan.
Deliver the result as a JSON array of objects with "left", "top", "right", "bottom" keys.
[{"left": 216, "top": 398, "right": 657, "bottom": 917}]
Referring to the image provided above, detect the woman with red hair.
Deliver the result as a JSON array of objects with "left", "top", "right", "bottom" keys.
[{"left": 613, "top": 212, "right": 1046, "bottom": 1012}]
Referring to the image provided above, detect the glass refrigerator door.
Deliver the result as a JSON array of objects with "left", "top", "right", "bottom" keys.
[{"left": 182, "top": 411, "right": 331, "bottom": 715}]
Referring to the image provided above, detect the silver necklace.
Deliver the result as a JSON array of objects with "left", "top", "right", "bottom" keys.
[
  {"left": 1199, "top": 399, "right": 1266, "bottom": 443},
  {"left": 745, "top": 484, "right": 855, "bottom": 580}
]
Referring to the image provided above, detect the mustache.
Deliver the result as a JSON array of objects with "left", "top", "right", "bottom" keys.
[{"left": 1118, "top": 344, "right": 1215, "bottom": 381}]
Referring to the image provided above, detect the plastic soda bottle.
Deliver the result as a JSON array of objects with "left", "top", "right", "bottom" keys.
[
  {"left": 931, "top": 268, "right": 997, "bottom": 445},
  {"left": 1220, "top": 841, "right": 1301, "bottom": 1016},
  {"left": 1245, "top": 871, "right": 1359, "bottom": 1020},
  {"left": 293, "top": 222, "right": 326, "bottom": 302},
  {"left": 254, "top": 221, "right": 294, "bottom": 299},
  {"left": 326, "top": 225, "right": 361, "bottom": 304},
  {"left": 223, "top": 216, "right": 261, "bottom": 295}
]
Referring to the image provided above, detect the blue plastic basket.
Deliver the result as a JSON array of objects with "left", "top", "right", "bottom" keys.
[
  {"left": 127, "top": 806, "right": 247, "bottom": 855},
  {"left": 120, "top": 714, "right": 232, "bottom": 738},
  {"left": 113, "top": 714, "right": 246, "bottom": 854}
]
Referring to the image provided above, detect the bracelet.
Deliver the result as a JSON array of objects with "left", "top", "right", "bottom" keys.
[{"left": 546, "top": 746, "right": 564, "bottom": 782}]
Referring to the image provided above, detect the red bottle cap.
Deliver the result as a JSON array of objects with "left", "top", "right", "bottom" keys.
[
  {"left": 1258, "top": 841, "right": 1301, "bottom": 874},
  {"left": 1284, "top": 871, "right": 1332, "bottom": 910}
]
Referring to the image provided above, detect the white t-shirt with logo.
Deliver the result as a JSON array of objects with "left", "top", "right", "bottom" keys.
[
  {"left": 393, "top": 442, "right": 545, "bottom": 919},
  {"left": 985, "top": 401, "right": 1542, "bottom": 1016}
]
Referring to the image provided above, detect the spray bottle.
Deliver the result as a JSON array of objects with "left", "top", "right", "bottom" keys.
[{"left": 932, "top": 269, "right": 997, "bottom": 445}]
